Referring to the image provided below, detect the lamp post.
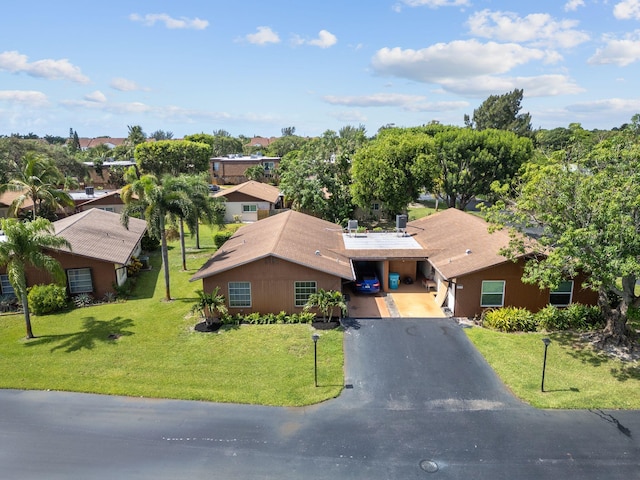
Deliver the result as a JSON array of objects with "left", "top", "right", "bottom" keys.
[
  {"left": 312, "top": 333, "right": 320, "bottom": 387},
  {"left": 541, "top": 337, "right": 551, "bottom": 392}
]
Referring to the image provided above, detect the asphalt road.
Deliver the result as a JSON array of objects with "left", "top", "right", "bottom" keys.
[{"left": 1, "top": 318, "right": 639, "bottom": 479}]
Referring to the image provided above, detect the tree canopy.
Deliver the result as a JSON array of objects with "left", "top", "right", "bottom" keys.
[
  {"left": 466, "top": 89, "right": 532, "bottom": 137},
  {"left": 184, "top": 133, "right": 242, "bottom": 157},
  {"left": 135, "top": 140, "right": 211, "bottom": 177}
]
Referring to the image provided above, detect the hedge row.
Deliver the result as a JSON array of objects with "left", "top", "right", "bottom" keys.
[
  {"left": 481, "top": 304, "right": 604, "bottom": 333},
  {"left": 220, "top": 311, "right": 317, "bottom": 325}
]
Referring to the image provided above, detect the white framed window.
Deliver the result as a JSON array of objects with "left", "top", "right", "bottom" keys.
[
  {"left": 68, "top": 268, "right": 93, "bottom": 294},
  {"left": 294, "top": 281, "right": 317, "bottom": 307},
  {"left": 228, "top": 282, "right": 251, "bottom": 308},
  {"left": 372, "top": 203, "right": 380, "bottom": 211},
  {"left": 481, "top": 280, "right": 505, "bottom": 307},
  {"left": 550, "top": 280, "right": 573, "bottom": 307},
  {"left": 263, "top": 161, "right": 275, "bottom": 171},
  {"left": 242, "top": 204, "right": 258, "bottom": 213},
  {"left": 213, "top": 162, "right": 220, "bottom": 172},
  {"left": 0, "top": 274, "right": 14, "bottom": 295}
]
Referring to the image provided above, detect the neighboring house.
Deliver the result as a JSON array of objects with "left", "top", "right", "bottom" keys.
[
  {"left": 74, "top": 189, "right": 125, "bottom": 214},
  {"left": 82, "top": 160, "right": 136, "bottom": 189},
  {"left": 0, "top": 209, "right": 147, "bottom": 299},
  {"left": 191, "top": 208, "right": 598, "bottom": 318},
  {"left": 0, "top": 190, "right": 34, "bottom": 218},
  {"left": 78, "top": 137, "right": 127, "bottom": 151},
  {"left": 191, "top": 210, "right": 353, "bottom": 315},
  {"left": 212, "top": 181, "right": 284, "bottom": 223},
  {"left": 211, "top": 154, "right": 280, "bottom": 185},
  {"left": 245, "top": 136, "right": 276, "bottom": 150}
]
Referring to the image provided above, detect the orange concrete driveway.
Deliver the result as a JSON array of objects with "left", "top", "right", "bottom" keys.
[{"left": 346, "top": 283, "right": 446, "bottom": 318}]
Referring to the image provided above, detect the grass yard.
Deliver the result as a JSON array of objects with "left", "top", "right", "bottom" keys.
[
  {"left": 0, "top": 224, "right": 344, "bottom": 406},
  {"left": 465, "top": 327, "right": 640, "bottom": 409}
]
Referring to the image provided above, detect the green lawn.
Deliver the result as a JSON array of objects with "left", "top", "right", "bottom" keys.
[
  {"left": 0, "top": 224, "right": 344, "bottom": 406},
  {"left": 465, "top": 327, "right": 640, "bottom": 409}
]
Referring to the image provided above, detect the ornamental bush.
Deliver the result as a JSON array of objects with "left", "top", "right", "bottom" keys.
[
  {"left": 482, "top": 306, "right": 537, "bottom": 332},
  {"left": 27, "top": 284, "right": 68, "bottom": 315}
]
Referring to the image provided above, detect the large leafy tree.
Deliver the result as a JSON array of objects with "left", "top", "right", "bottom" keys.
[
  {"left": 465, "top": 89, "right": 533, "bottom": 138},
  {"left": 184, "top": 133, "right": 242, "bottom": 157},
  {"left": 429, "top": 126, "right": 533, "bottom": 209},
  {"left": 351, "top": 128, "right": 437, "bottom": 217},
  {"left": 120, "top": 174, "right": 195, "bottom": 301},
  {"left": 0, "top": 217, "right": 70, "bottom": 338},
  {"left": 2, "top": 153, "right": 74, "bottom": 220},
  {"left": 486, "top": 138, "right": 640, "bottom": 345},
  {"left": 134, "top": 140, "right": 211, "bottom": 177}
]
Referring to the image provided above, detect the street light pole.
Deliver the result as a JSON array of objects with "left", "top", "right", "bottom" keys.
[
  {"left": 312, "top": 333, "right": 320, "bottom": 387},
  {"left": 541, "top": 337, "right": 551, "bottom": 392}
]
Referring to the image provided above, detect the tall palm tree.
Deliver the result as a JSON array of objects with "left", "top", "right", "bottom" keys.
[
  {"left": 0, "top": 217, "right": 71, "bottom": 338},
  {"left": 183, "top": 174, "right": 225, "bottom": 251},
  {"left": 1, "top": 153, "right": 74, "bottom": 220},
  {"left": 120, "top": 174, "right": 194, "bottom": 301}
]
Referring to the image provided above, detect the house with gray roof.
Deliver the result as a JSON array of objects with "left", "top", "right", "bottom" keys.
[{"left": 212, "top": 181, "right": 284, "bottom": 223}]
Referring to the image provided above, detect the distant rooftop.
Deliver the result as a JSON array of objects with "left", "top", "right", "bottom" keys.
[{"left": 342, "top": 232, "right": 422, "bottom": 250}]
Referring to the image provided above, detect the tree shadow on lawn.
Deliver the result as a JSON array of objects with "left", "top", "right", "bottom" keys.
[{"left": 24, "top": 316, "right": 134, "bottom": 353}]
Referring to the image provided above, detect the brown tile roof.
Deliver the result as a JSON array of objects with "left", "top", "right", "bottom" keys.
[
  {"left": 52, "top": 209, "right": 147, "bottom": 264},
  {"left": 407, "top": 208, "right": 522, "bottom": 279},
  {"left": 0, "top": 188, "right": 35, "bottom": 210},
  {"left": 212, "top": 181, "right": 281, "bottom": 203},
  {"left": 79, "top": 137, "right": 127, "bottom": 149},
  {"left": 191, "top": 210, "right": 354, "bottom": 282},
  {"left": 75, "top": 189, "right": 123, "bottom": 207}
]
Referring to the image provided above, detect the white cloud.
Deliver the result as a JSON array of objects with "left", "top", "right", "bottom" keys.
[
  {"left": 467, "top": 10, "right": 589, "bottom": 48},
  {"left": 330, "top": 110, "right": 368, "bottom": 123},
  {"left": 84, "top": 91, "right": 107, "bottom": 103},
  {"left": 566, "top": 97, "right": 640, "bottom": 113},
  {"left": 395, "top": 0, "right": 470, "bottom": 10},
  {"left": 564, "top": 0, "right": 585, "bottom": 11},
  {"left": 0, "top": 90, "right": 49, "bottom": 107},
  {"left": 323, "top": 93, "right": 468, "bottom": 112},
  {"left": 371, "top": 40, "right": 545, "bottom": 82},
  {"left": 614, "top": 0, "right": 640, "bottom": 19},
  {"left": 129, "top": 13, "right": 208, "bottom": 30},
  {"left": 588, "top": 31, "right": 640, "bottom": 66},
  {"left": 440, "top": 74, "right": 584, "bottom": 97},
  {"left": 308, "top": 30, "right": 338, "bottom": 48},
  {"left": 0, "top": 50, "right": 89, "bottom": 84},
  {"left": 245, "top": 26, "right": 281, "bottom": 45},
  {"left": 110, "top": 77, "right": 146, "bottom": 92}
]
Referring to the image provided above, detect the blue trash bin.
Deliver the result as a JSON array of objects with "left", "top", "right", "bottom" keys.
[{"left": 389, "top": 273, "right": 400, "bottom": 290}]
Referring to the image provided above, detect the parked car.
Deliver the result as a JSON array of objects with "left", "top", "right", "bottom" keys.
[
  {"left": 208, "top": 184, "right": 220, "bottom": 192},
  {"left": 354, "top": 269, "right": 381, "bottom": 294}
]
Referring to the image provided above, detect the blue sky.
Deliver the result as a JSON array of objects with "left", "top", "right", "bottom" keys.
[{"left": 2, "top": 0, "right": 640, "bottom": 139}]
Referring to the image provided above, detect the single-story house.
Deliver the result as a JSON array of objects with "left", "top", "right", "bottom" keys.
[
  {"left": 0, "top": 190, "right": 34, "bottom": 218},
  {"left": 0, "top": 209, "right": 147, "bottom": 299},
  {"left": 191, "top": 208, "right": 598, "bottom": 318},
  {"left": 211, "top": 154, "right": 280, "bottom": 185},
  {"left": 74, "top": 188, "right": 125, "bottom": 214},
  {"left": 212, "top": 181, "right": 284, "bottom": 223}
]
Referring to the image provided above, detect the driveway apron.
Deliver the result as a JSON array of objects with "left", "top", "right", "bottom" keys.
[{"left": 340, "top": 318, "right": 522, "bottom": 410}]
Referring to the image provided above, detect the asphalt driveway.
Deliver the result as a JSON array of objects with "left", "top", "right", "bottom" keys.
[{"left": 1, "top": 318, "right": 639, "bottom": 479}]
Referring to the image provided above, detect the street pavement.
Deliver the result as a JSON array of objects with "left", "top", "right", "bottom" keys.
[{"left": 1, "top": 318, "right": 639, "bottom": 479}]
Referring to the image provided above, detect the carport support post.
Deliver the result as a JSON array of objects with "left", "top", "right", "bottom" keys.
[
  {"left": 541, "top": 338, "right": 551, "bottom": 392},
  {"left": 312, "top": 333, "right": 320, "bottom": 387}
]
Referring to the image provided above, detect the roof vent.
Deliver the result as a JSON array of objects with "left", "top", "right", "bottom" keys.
[
  {"left": 466, "top": 249, "right": 472, "bottom": 255},
  {"left": 315, "top": 250, "right": 321, "bottom": 256}
]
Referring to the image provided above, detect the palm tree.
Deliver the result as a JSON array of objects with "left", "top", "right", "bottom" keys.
[
  {"left": 120, "top": 173, "right": 194, "bottom": 301},
  {"left": 0, "top": 217, "right": 71, "bottom": 338},
  {"left": 183, "top": 174, "right": 225, "bottom": 250},
  {"left": 304, "top": 289, "right": 347, "bottom": 323},
  {"left": 1, "top": 153, "right": 74, "bottom": 220},
  {"left": 191, "top": 287, "right": 228, "bottom": 327}
]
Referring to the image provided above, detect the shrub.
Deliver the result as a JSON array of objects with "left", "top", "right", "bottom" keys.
[
  {"left": 0, "top": 294, "right": 18, "bottom": 313},
  {"left": 27, "top": 284, "right": 68, "bottom": 315},
  {"left": 141, "top": 231, "right": 160, "bottom": 252},
  {"left": 214, "top": 231, "right": 234, "bottom": 249},
  {"left": 73, "top": 293, "right": 94, "bottom": 308},
  {"left": 535, "top": 305, "right": 570, "bottom": 331},
  {"left": 565, "top": 303, "right": 604, "bottom": 331},
  {"left": 127, "top": 256, "right": 143, "bottom": 277},
  {"left": 102, "top": 291, "right": 116, "bottom": 303},
  {"left": 112, "top": 279, "right": 134, "bottom": 299},
  {"left": 482, "top": 307, "right": 537, "bottom": 332}
]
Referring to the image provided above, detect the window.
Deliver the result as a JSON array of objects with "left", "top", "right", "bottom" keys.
[
  {"left": 99, "top": 207, "right": 115, "bottom": 212},
  {"left": 68, "top": 268, "right": 93, "bottom": 294},
  {"left": 213, "top": 162, "right": 220, "bottom": 172},
  {"left": 0, "top": 274, "right": 14, "bottom": 295},
  {"left": 263, "top": 161, "right": 275, "bottom": 171},
  {"left": 550, "top": 281, "right": 573, "bottom": 307},
  {"left": 481, "top": 280, "right": 505, "bottom": 307},
  {"left": 242, "top": 204, "right": 258, "bottom": 213},
  {"left": 295, "top": 281, "right": 317, "bottom": 307},
  {"left": 228, "top": 282, "right": 251, "bottom": 308},
  {"left": 372, "top": 203, "right": 380, "bottom": 211}
]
